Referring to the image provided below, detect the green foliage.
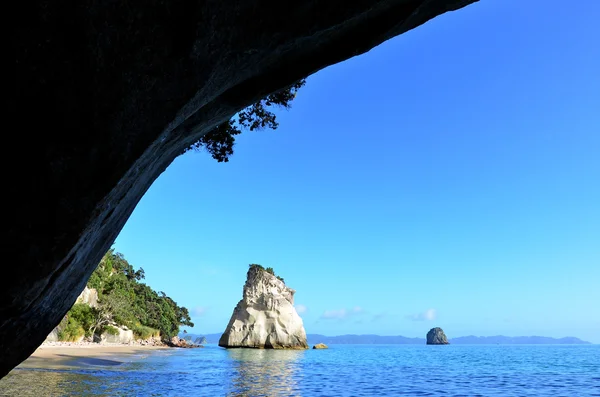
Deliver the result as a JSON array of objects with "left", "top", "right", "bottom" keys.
[
  {"left": 104, "top": 326, "right": 120, "bottom": 336},
  {"left": 132, "top": 324, "right": 160, "bottom": 340},
  {"left": 249, "top": 264, "right": 285, "bottom": 283},
  {"left": 64, "top": 249, "right": 193, "bottom": 342},
  {"left": 58, "top": 316, "right": 85, "bottom": 342},
  {"left": 68, "top": 303, "right": 99, "bottom": 338},
  {"left": 186, "top": 79, "right": 306, "bottom": 162}
]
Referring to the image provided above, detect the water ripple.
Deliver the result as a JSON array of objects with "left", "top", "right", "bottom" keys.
[{"left": 1, "top": 345, "right": 599, "bottom": 396}]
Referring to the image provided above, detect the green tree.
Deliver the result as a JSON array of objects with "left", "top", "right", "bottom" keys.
[
  {"left": 186, "top": 80, "right": 305, "bottom": 162},
  {"left": 58, "top": 316, "right": 85, "bottom": 342},
  {"left": 68, "top": 303, "right": 99, "bottom": 338},
  {"left": 67, "top": 250, "right": 194, "bottom": 342}
]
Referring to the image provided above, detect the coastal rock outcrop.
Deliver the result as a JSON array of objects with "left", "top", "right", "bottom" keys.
[
  {"left": 75, "top": 287, "right": 99, "bottom": 308},
  {"left": 168, "top": 336, "right": 204, "bottom": 348},
  {"left": 45, "top": 287, "right": 99, "bottom": 342},
  {"left": 219, "top": 266, "right": 308, "bottom": 349},
  {"left": 313, "top": 343, "right": 328, "bottom": 349},
  {"left": 426, "top": 327, "right": 450, "bottom": 345},
  {"left": 4, "top": 0, "right": 476, "bottom": 377},
  {"left": 100, "top": 325, "right": 134, "bottom": 344}
]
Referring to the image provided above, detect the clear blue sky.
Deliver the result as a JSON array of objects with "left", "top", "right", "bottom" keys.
[{"left": 113, "top": 0, "right": 600, "bottom": 343}]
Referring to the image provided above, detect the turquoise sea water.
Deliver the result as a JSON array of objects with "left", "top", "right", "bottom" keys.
[{"left": 1, "top": 344, "right": 599, "bottom": 396}]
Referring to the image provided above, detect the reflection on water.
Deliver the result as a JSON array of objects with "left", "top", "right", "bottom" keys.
[
  {"left": 2, "top": 366, "right": 163, "bottom": 397},
  {"left": 3, "top": 345, "right": 597, "bottom": 396},
  {"left": 227, "top": 349, "right": 305, "bottom": 397},
  {"left": 0, "top": 368, "right": 101, "bottom": 396}
]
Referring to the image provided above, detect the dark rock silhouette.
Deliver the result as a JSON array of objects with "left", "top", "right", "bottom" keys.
[
  {"left": 4, "top": 0, "right": 476, "bottom": 377},
  {"left": 427, "top": 327, "right": 450, "bottom": 345}
]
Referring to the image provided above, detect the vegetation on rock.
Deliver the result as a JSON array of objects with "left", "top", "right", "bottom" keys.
[
  {"left": 249, "top": 264, "right": 285, "bottom": 283},
  {"left": 186, "top": 80, "right": 305, "bottom": 162},
  {"left": 59, "top": 249, "right": 193, "bottom": 342},
  {"left": 104, "top": 326, "right": 120, "bottom": 336},
  {"left": 57, "top": 316, "right": 84, "bottom": 342}
]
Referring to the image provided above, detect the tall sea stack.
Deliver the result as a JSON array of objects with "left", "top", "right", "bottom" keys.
[
  {"left": 219, "top": 265, "right": 308, "bottom": 349},
  {"left": 427, "top": 327, "right": 450, "bottom": 345}
]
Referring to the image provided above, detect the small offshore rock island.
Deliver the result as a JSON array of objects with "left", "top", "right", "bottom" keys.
[
  {"left": 219, "top": 264, "right": 309, "bottom": 349},
  {"left": 427, "top": 327, "right": 450, "bottom": 345}
]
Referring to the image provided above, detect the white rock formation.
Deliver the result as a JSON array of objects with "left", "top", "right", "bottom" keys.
[
  {"left": 219, "top": 266, "right": 308, "bottom": 349},
  {"left": 100, "top": 325, "right": 134, "bottom": 344},
  {"left": 75, "top": 286, "right": 98, "bottom": 308}
]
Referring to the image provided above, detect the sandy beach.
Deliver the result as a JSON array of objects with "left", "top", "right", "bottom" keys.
[{"left": 16, "top": 342, "right": 169, "bottom": 370}]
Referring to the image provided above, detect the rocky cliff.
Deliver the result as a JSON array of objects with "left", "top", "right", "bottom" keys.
[
  {"left": 45, "top": 287, "right": 99, "bottom": 342},
  {"left": 4, "top": 0, "right": 476, "bottom": 377},
  {"left": 219, "top": 266, "right": 308, "bottom": 349},
  {"left": 426, "top": 327, "right": 450, "bottom": 345},
  {"left": 75, "top": 287, "right": 99, "bottom": 308}
]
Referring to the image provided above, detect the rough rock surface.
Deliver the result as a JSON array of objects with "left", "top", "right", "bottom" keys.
[
  {"left": 313, "top": 343, "right": 328, "bottom": 349},
  {"left": 100, "top": 325, "right": 134, "bottom": 344},
  {"left": 219, "top": 267, "right": 308, "bottom": 349},
  {"left": 426, "top": 327, "right": 450, "bottom": 345},
  {"left": 75, "top": 287, "right": 99, "bottom": 308},
  {"left": 45, "top": 287, "right": 99, "bottom": 342},
  {"left": 168, "top": 336, "right": 203, "bottom": 348},
  {"left": 135, "top": 336, "right": 164, "bottom": 346},
  {"left": 4, "top": 0, "right": 476, "bottom": 377}
]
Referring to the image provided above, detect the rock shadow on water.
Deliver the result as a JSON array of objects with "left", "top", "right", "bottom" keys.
[
  {"left": 56, "top": 354, "right": 124, "bottom": 367},
  {"left": 12, "top": 354, "right": 125, "bottom": 371},
  {"left": 227, "top": 348, "right": 305, "bottom": 396}
]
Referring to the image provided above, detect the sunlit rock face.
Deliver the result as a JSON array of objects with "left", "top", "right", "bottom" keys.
[
  {"left": 100, "top": 326, "right": 134, "bottom": 344},
  {"left": 219, "top": 267, "right": 308, "bottom": 349},
  {"left": 4, "top": 0, "right": 476, "bottom": 378},
  {"left": 75, "top": 287, "right": 99, "bottom": 308}
]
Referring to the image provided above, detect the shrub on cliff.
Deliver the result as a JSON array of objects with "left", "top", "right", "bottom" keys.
[
  {"left": 63, "top": 249, "right": 193, "bottom": 341},
  {"left": 249, "top": 264, "right": 285, "bottom": 283},
  {"left": 104, "top": 326, "right": 120, "bottom": 336},
  {"left": 58, "top": 317, "right": 85, "bottom": 342},
  {"left": 132, "top": 324, "right": 159, "bottom": 340},
  {"left": 186, "top": 80, "right": 305, "bottom": 162},
  {"left": 68, "top": 303, "right": 99, "bottom": 338}
]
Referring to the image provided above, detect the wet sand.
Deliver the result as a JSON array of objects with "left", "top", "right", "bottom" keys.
[{"left": 16, "top": 344, "right": 169, "bottom": 370}]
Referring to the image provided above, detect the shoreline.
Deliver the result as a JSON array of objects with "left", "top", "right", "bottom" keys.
[
  {"left": 15, "top": 342, "right": 170, "bottom": 371},
  {"left": 40, "top": 340, "right": 167, "bottom": 348}
]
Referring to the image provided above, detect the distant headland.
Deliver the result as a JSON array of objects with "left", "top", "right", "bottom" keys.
[{"left": 188, "top": 333, "right": 591, "bottom": 345}]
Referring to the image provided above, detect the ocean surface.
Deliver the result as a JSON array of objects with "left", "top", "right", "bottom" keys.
[{"left": 1, "top": 344, "right": 599, "bottom": 396}]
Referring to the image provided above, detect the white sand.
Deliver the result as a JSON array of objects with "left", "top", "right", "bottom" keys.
[{"left": 16, "top": 342, "right": 168, "bottom": 369}]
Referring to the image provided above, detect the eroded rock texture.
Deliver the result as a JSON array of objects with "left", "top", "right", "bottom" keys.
[
  {"left": 5, "top": 0, "right": 476, "bottom": 377},
  {"left": 219, "top": 266, "right": 308, "bottom": 349},
  {"left": 427, "top": 327, "right": 450, "bottom": 345}
]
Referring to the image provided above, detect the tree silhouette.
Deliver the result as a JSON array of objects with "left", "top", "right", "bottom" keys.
[{"left": 186, "top": 80, "right": 305, "bottom": 162}]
